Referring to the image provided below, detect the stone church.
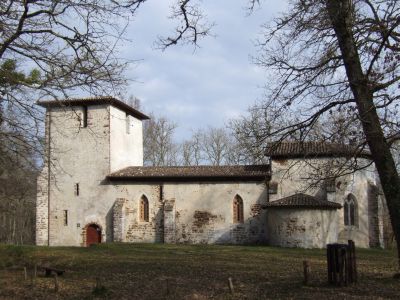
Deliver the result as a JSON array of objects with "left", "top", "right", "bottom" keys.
[{"left": 36, "top": 97, "right": 387, "bottom": 248}]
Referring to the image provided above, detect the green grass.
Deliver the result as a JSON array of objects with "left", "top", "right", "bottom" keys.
[{"left": 0, "top": 243, "right": 398, "bottom": 299}]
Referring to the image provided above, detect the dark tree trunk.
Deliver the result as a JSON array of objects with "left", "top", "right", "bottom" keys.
[{"left": 326, "top": 0, "right": 400, "bottom": 267}]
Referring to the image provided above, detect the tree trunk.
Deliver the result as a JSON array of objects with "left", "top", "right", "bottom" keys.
[{"left": 326, "top": 0, "right": 400, "bottom": 268}]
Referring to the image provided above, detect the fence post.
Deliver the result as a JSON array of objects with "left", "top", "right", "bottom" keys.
[
  {"left": 54, "top": 273, "right": 59, "bottom": 292},
  {"left": 327, "top": 244, "right": 332, "bottom": 284},
  {"left": 303, "top": 260, "right": 310, "bottom": 285},
  {"left": 228, "top": 277, "right": 234, "bottom": 294},
  {"left": 349, "top": 240, "right": 357, "bottom": 283}
]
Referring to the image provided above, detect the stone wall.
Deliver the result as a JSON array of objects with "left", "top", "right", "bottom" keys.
[
  {"left": 266, "top": 208, "right": 338, "bottom": 248},
  {"left": 270, "top": 158, "right": 384, "bottom": 248},
  {"left": 37, "top": 104, "right": 151, "bottom": 246},
  {"left": 163, "top": 198, "right": 175, "bottom": 243},
  {"left": 36, "top": 111, "right": 50, "bottom": 246},
  {"left": 47, "top": 105, "right": 112, "bottom": 246},
  {"left": 111, "top": 182, "right": 268, "bottom": 245},
  {"left": 38, "top": 101, "right": 385, "bottom": 248},
  {"left": 122, "top": 185, "right": 164, "bottom": 243},
  {"left": 164, "top": 182, "right": 268, "bottom": 244},
  {"left": 112, "top": 198, "right": 126, "bottom": 242},
  {"left": 109, "top": 106, "right": 143, "bottom": 172}
]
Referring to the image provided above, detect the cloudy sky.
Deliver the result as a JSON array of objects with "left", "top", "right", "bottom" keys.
[{"left": 120, "top": 1, "right": 287, "bottom": 140}]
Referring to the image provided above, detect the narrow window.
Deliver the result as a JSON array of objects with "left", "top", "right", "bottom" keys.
[
  {"left": 74, "top": 183, "right": 79, "bottom": 196},
  {"left": 78, "top": 107, "right": 88, "bottom": 127},
  {"left": 325, "top": 178, "right": 336, "bottom": 193},
  {"left": 233, "top": 195, "right": 244, "bottom": 223},
  {"left": 268, "top": 182, "right": 278, "bottom": 194},
  {"left": 82, "top": 106, "right": 87, "bottom": 128},
  {"left": 344, "top": 200, "right": 349, "bottom": 226},
  {"left": 63, "top": 210, "right": 68, "bottom": 226},
  {"left": 126, "top": 113, "right": 130, "bottom": 134},
  {"left": 344, "top": 194, "right": 358, "bottom": 227},
  {"left": 140, "top": 195, "right": 149, "bottom": 222}
]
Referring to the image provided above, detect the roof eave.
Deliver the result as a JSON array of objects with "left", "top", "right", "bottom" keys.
[
  {"left": 262, "top": 204, "right": 342, "bottom": 210},
  {"left": 106, "top": 175, "right": 271, "bottom": 182},
  {"left": 268, "top": 154, "right": 372, "bottom": 160},
  {"left": 36, "top": 98, "right": 150, "bottom": 120}
]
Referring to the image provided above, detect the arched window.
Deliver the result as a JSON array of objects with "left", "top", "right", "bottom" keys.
[
  {"left": 140, "top": 195, "right": 149, "bottom": 222},
  {"left": 233, "top": 195, "right": 244, "bottom": 223},
  {"left": 344, "top": 194, "right": 358, "bottom": 227}
]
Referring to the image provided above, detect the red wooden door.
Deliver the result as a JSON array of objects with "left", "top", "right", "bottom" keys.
[{"left": 86, "top": 224, "right": 101, "bottom": 246}]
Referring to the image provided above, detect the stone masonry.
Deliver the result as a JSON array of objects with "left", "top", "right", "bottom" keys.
[{"left": 36, "top": 98, "right": 386, "bottom": 248}]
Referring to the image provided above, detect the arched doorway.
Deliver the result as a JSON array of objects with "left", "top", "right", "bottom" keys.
[{"left": 86, "top": 224, "right": 102, "bottom": 246}]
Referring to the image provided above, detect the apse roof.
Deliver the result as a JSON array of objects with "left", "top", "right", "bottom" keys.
[{"left": 263, "top": 193, "right": 342, "bottom": 210}]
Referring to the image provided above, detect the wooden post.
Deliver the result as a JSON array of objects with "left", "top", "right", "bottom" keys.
[
  {"left": 54, "top": 273, "right": 59, "bottom": 292},
  {"left": 349, "top": 241, "right": 356, "bottom": 284},
  {"left": 24, "top": 267, "right": 27, "bottom": 281},
  {"left": 166, "top": 279, "right": 169, "bottom": 295},
  {"left": 332, "top": 245, "right": 338, "bottom": 284},
  {"left": 341, "top": 247, "right": 348, "bottom": 286},
  {"left": 33, "top": 264, "right": 37, "bottom": 286},
  {"left": 345, "top": 247, "right": 350, "bottom": 285},
  {"left": 303, "top": 260, "right": 310, "bottom": 285},
  {"left": 338, "top": 247, "right": 344, "bottom": 286},
  {"left": 95, "top": 277, "right": 101, "bottom": 289},
  {"left": 29, "top": 271, "right": 35, "bottom": 287},
  {"left": 228, "top": 277, "right": 234, "bottom": 294},
  {"left": 327, "top": 244, "right": 333, "bottom": 284},
  {"left": 349, "top": 240, "right": 357, "bottom": 283}
]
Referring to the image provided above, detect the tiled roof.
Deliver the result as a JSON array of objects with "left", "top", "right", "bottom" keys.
[
  {"left": 107, "top": 165, "right": 271, "bottom": 181},
  {"left": 37, "top": 96, "right": 150, "bottom": 120},
  {"left": 263, "top": 193, "right": 341, "bottom": 210},
  {"left": 265, "top": 141, "right": 371, "bottom": 159}
]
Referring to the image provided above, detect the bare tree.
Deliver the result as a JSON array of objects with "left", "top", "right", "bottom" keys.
[
  {"left": 143, "top": 114, "right": 178, "bottom": 166},
  {"left": 201, "top": 127, "right": 231, "bottom": 166},
  {"left": 229, "top": 100, "right": 367, "bottom": 164},
  {"left": 0, "top": 0, "right": 213, "bottom": 164},
  {"left": 0, "top": 0, "right": 144, "bottom": 246},
  {"left": 247, "top": 0, "right": 400, "bottom": 264},
  {"left": 229, "top": 104, "right": 282, "bottom": 164},
  {"left": 180, "top": 130, "right": 204, "bottom": 166},
  {"left": 0, "top": 131, "right": 36, "bottom": 244},
  {"left": 0, "top": 1, "right": 139, "bottom": 158},
  {"left": 124, "top": 95, "right": 142, "bottom": 111},
  {"left": 155, "top": 0, "right": 213, "bottom": 49},
  {"left": 181, "top": 140, "right": 194, "bottom": 166},
  {"left": 224, "top": 138, "right": 248, "bottom": 165}
]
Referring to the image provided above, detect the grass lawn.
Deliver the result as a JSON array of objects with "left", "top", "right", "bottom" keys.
[{"left": 0, "top": 243, "right": 398, "bottom": 299}]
